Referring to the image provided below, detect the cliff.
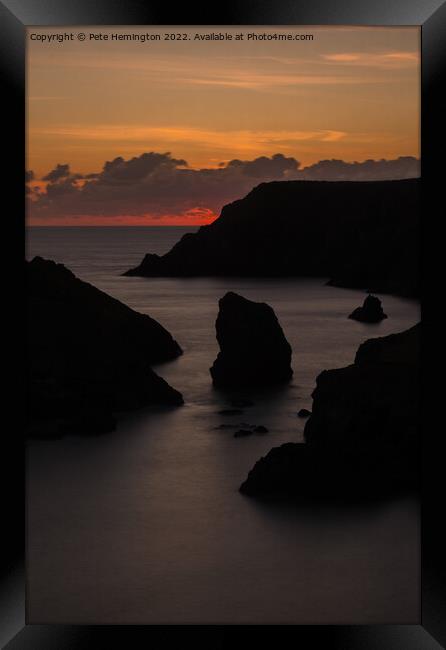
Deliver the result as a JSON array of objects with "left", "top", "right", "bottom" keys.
[
  {"left": 27, "top": 257, "right": 183, "bottom": 437},
  {"left": 240, "top": 323, "right": 420, "bottom": 500},
  {"left": 124, "top": 179, "right": 420, "bottom": 297}
]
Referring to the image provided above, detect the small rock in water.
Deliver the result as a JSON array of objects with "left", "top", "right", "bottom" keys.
[
  {"left": 231, "top": 398, "right": 254, "bottom": 408},
  {"left": 297, "top": 409, "right": 312, "bottom": 418},
  {"left": 253, "top": 425, "right": 269, "bottom": 434},
  {"left": 218, "top": 408, "right": 244, "bottom": 416},
  {"left": 234, "top": 429, "right": 253, "bottom": 438},
  {"left": 214, "top": 423, "right": 238, "bottom": 430},
  {"left": 348, "top": 294, "right": 387, "bottom": 323}
]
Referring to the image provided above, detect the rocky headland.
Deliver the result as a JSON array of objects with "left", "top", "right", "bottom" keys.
[
  {"left": 124, "top": 179, "right": 419, "bottom": 298},
  {"left": 27, "top": 256, "right": 183, "bottom": 438},
  {"left": 240, "top": 323, "right": 420, "bottom": 501}
]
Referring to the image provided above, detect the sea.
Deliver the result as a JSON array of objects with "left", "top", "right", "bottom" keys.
[{"left": 26, "top": 226, "right": 421, "bottom": 624}]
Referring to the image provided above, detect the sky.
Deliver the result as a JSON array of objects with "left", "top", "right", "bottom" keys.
[{"left": 26, "top": 26, "right": 420, "bottom": 225}]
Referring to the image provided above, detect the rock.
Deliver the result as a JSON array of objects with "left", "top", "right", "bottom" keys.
[
  {"left": 234, "top": 429, "right": 253, "bottom": 438},
  {"left": 240, "top": 443, "right": 310, "bottom": 496},
  {"left": 297, "top": 409, "right": 312, "bottom": 418},
  {"left": 210, "top": 292, "right": 293, "bottom": 388},
  {"left": 214, "top": 422, "right": 268, "bottom": 438},
  {"left": 67, "top": 409, "right": 118, "bottom": 436},
  {"left": 27, "top": 257, "right": 183, "bottom": 437},
  {"left": 214, "top": 423, "right": 239, "bottom": 430},
  {"left": 348, "top": 294, "right": 388, "bottom": 323},
  {"left": 123, "top": 179, "right": 420, "bottom": 298},
  {"left": 240, "top": 324, "right": 420, "bottom": 500},
  {"left": 230, "top": 398, "right": 254, "bottom": 408},
  {"left": 217, "top": 408, "right": 244, "bottom": 416},
  {"left": 26, "top": 418, "right": 67, "bottom": 440}
]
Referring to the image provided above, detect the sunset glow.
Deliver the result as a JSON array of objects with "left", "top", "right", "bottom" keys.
[{"left": 27, "top": 26, "right": 420, "bottom": 225}]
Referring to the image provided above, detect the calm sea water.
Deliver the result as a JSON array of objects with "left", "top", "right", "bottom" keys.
[{"left": 26, "top": 226, "right": 421, "bottom": 624}]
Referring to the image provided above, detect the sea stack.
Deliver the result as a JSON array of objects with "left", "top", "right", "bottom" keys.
[
  {"left": 348, "top": 294, "right": 388, "bottom": 323},
  {"left": 210, "top": 292, "right": 293, "bottom": 388}
]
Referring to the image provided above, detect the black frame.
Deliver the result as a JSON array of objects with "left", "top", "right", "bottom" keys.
[{"left": 2, "top": 0, "right": 445, "bottom": 647}]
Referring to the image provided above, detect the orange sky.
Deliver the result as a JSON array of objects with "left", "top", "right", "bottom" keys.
[{"left": 27, "top": 26, "right": 420, "bottom": 225}]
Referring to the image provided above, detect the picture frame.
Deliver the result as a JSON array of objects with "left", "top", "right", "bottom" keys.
[{"left": 1, "top": 0, "right": 444, "bottom": 647}]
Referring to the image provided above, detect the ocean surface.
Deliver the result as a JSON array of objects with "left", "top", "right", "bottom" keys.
[{"left": 26, "top": 226, "right": 421, "bottom": 624}]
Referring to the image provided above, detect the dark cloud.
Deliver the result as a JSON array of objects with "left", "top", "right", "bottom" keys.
[
  {"left": 29, "top": 152, "right": 420, "bottom": 221},
  {"left": 100, "top": 152, "right": 187, "bottom": 183},
  {"left": 42, "top": 163, "right": 72, "bottom": 182},
  {"left": 301, "top": 156, "right": 420, "bottom": 181},
  {"left": 45, "top": 175, "right": 80, "bottom": 198},
  {"left": 227, "top": 153, "right": 300, "bottom": 178},
  {"left": 26, "top": 170, "right": 35, "bottom": 195}
]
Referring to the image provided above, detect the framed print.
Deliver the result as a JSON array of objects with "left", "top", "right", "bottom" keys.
[{"left": 1, "top": 0, "right": 445, "bottom": 647}]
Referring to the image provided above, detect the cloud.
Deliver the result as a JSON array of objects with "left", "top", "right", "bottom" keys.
[
  {"left": 26, "top": 170, "right": 48, "bottom": 197},
  {"left": 100, "top": 152, "right": 187, "bottom": 182},
  {"left": 182, "top": 72, "right": 379, "bottom": 89},
  {"left": 42, "top": 163, "right": 71, "bottom": 182},
  {"left": 31, "top": 47, "right": 415, "bottom": 93},
  {"left": 226, "top": 153, "right": 300, "bottom": 178},
  {"left": 28, "top": 152, "right": 301, "bottom": 221},
  {"left": 28, "top": 151, "right": 420, "bottom": 223},
  {"left": 300, "top": 156, "right": 420, "bottom": 180},
  {"left": 30, "top": 125, "right": 348, "bottom": 149},
  {"left": 26, "top": 170, "right": 35, "bottom": 194},
  {"left": 322, "top": 51, "right": 419, "bottom": 68}
]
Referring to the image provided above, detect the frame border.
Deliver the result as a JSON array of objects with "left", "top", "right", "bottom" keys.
[{"left": 2, "top": 0, "right": 445, "bottom": 647}]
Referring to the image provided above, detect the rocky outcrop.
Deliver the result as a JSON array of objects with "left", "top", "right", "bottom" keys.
[
  {"left": 348, "top": 294, "right": 388, "bottom": 323},
  {"left": 210, "top": 292, "right": 292, "bottom": 388},
  {"left": 27, "top": 257, "right": 183, "bottom": 438},
  {"left": 214, "top": 423, "right": 268, "bottom": 433},
  {"left": 240, "top": 324, "right": 419, "bottom": 500},
  {"left": 123, "top": 179, "right": 420, "bottom": 298}
]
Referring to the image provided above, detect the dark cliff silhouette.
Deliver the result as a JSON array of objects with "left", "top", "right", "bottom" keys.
[
  {"left": 27, "top": 257, "right": 183, "bottom": 438},
  {"left": 210, "top": 292, "right": 292, "bottom": 388},
  {"left": 240, "top": 323, "right": 419, "bottom": 501},
  {"left": 124, "top": 179, "right": 419, "bottom": 298}
]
